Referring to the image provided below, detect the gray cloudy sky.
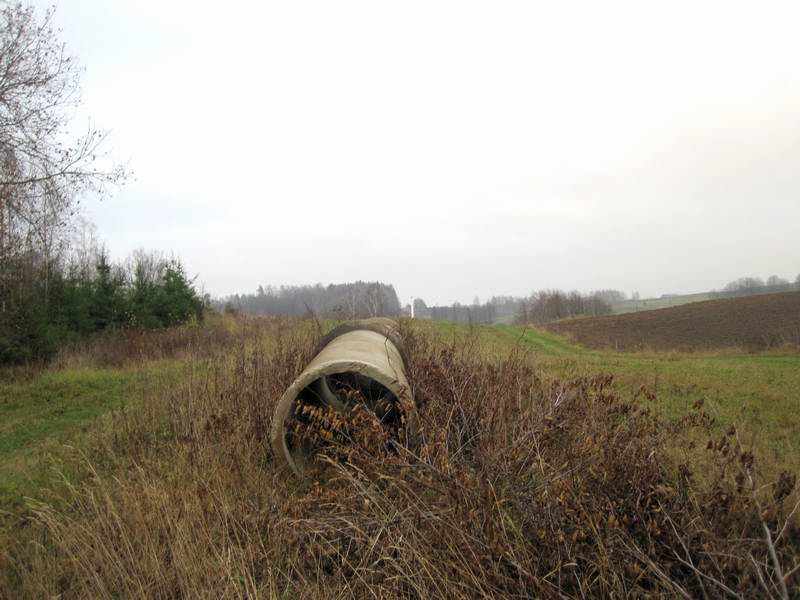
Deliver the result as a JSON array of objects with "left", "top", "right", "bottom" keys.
[{"left": 41, "top": 0, "right": 800, "bottom": 304}]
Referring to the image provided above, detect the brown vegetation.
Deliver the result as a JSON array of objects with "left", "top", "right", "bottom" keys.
[
  {"left": 545, "top": 290, "right": 800, "bottom": 352},
  {"left": 2, "top": 320, "right": 799, "bottom": 598}
]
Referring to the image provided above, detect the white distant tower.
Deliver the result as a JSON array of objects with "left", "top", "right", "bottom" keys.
[{"left": 410, "top": 297, "right": 415, "bottom": 318}]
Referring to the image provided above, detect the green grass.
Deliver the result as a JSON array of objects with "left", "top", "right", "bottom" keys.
[
  {"left": 2, "top": 318, "right": 798, "bottom": 517},
  {"left": 610, "top": 291, "right": 714, "bottom": 314},
  {"left": 0, "top": 363, "right": 176, "bottom": 511},
  {"left": 424, "top": 320, "right": 800, "bottom": 476},
  {"left": 0, "top": 316, "right": 281, "bottom": 517}
]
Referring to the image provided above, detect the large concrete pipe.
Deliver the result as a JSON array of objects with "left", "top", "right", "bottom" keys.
[{"left": 270, "top": 318, "right": 414, "bottom": 476}]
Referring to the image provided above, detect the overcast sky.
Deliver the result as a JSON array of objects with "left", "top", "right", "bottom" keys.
[{"left": 39, "top": 0, "right": 800, "bottom": 304}]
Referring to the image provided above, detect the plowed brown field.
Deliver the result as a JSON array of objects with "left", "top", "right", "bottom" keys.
[{"left": 544, "top": 290, "right": 800, "bottom": 351}]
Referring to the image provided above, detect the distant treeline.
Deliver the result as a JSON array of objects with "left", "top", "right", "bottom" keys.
[
  {"left": 517, "top": 290, "right": 613, "bottom": 324},
  {"left": 221, "top": 281, "right": 401, "bottom": 319},
  {"left": 1, "top": 246, "right": 205, "bottom": 365},
  {"left": 412, "top": 291, "right": 622, "bottom": 325},
  {"left": 486, "top": 295, "right": 525, "bottom": 319},
  {"left": 711, "top": 275, "right": 800, "bottom": 299},
  {"left": 430, "top": 303, "right": 496, "bottom": 324}
]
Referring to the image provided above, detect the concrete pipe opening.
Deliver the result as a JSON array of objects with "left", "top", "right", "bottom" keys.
[{"left": 270, "top": 318, "right": 414, "bottom": 477}]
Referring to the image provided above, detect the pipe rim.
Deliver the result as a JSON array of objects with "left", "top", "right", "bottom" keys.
[{"left": 271, "top": 358, "right": 413, "bottom": 476}]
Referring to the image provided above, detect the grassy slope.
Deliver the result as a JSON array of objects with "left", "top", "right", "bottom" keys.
[
  {"left": 0, "top": 316, "right": 290, "bottom": 516},
  {"left": 1, "top": 318, "right": 798, "bottom": 511},
  {"left": 5, "top": 321, "right": 797, "bottom": 598},
  {"left": 610, "top": 291, "right": 714, "bottom": 314},
  {"left": 0, "top": 363, "right": 178, "bottom": 511},
  {"left": 424, "top": 320, "right": 800, "bottom": 475},
  {"left": 1, "top": 318, "right": 799, "bottom": 597}
]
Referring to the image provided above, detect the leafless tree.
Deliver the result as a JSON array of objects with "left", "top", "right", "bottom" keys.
[
  {"left": 593, "top": 289, "right": 627, "bottom": 304},
  {"left": 723, "top": 277, "right": 765, "bottom": 295},
  {"left": 366, "top": 282, "right": 385, "bottom": 317},
  {"left": 68, "top": 216, "right": 99, "bottom": 280},
  {"left": 766, "top": 275, "right": 789, "bottom": 288},
  {"left": 517, "top": 289, "right": 613, "bottom": 323},
  {"left": 222, "top": 281, "right": 401, "bottom": 319},
  {"left": 0, "top": 2, "right": 128, "bottom": 312}
]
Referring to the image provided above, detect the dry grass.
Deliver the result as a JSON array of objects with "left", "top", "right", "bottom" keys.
[
  {"left": 51, "top": 314, "right": 288, "bottom": 370},
  {"left": 1, "top": 320, "right": 798, "bottom": 598}
]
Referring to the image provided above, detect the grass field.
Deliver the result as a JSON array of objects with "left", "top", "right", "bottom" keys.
[
  {"left": 610, "top": 291, "right": 715, "bottom": 314},
  {"left": 1, "top": 317, "right": 798, "bottom": 597},
  {"left": 0, "top": 363, "right": 181, "bottom": 513},
  {"left": 425, "top": 320, "right": 800, "bottom": 475},
  {"left": 0, "top": 317, "right": 281, "bottom": 514},
  {"left": 0, "top": 367, "right": 135, "bottom": 509},
  {"left": 7, "top": 317, "right": 794, "bottom": 508},
  {"left": 2, "top": 318, "right": 798, "bottom": 509}
]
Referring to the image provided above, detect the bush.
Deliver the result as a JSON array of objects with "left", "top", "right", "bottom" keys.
[{"left": 0, "top": 250, "right": 204, "bottom": 366}]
